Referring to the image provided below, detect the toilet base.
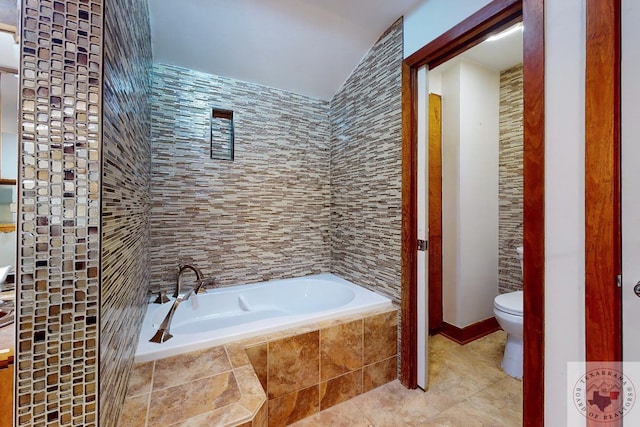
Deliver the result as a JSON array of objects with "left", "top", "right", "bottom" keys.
[{"left": 501, "top": 334, "right": 523, "bottom": 379}]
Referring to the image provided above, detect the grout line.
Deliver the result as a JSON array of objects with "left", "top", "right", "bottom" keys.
[
  {"left": 144, "top": 361, "right": 155, "bottom": 427},
  {"left": 317, "top": 329, "right": 321, "bottom": 414}
]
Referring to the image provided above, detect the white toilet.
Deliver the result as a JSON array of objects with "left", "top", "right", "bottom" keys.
[{"left": 493, "top": 246, "right": 524, "bottom": 378}]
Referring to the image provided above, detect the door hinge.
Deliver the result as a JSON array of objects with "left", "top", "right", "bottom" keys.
[
  {"left": 617, "top": 274, "right": 622, "bottom": 288},
  {"left": 417, "top": 239, "right": 428, "bottom": 251}
]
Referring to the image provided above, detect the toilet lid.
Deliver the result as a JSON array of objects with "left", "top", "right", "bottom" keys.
[{"left": 494, "top": 291, "right": 523, "bottom": 316}]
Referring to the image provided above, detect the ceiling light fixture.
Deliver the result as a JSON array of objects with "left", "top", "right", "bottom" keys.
[{"left": 486, "top": 23, "right": 523, "bottom": 42}]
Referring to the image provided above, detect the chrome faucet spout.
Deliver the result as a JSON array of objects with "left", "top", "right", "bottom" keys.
[
  {"left": 174, "top": 263, "right": 205, "bottom": 297},
  {"left": 151, "top": 263, "right": 211, "bottom": 344},
  {"left": 150, "top": 327, "right": 173, "bottom": 343},
  {"left": 149, "top": 290, "right": 194, "bottom": 344}
]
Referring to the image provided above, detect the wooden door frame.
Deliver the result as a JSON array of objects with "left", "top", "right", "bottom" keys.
[
  {"left": 584, "top": 0, "right": 622, "bottom": 365},
  {"left": 400, "top": 0, "right": 546, "bottom": 425}
]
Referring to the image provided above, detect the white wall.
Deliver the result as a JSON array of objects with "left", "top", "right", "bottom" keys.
[
  {"left": 458, "top": 59, "right": 499, "bottom": 326},
  {"left": 416, "top": 66, "right": 429, "bottom": 388},
  {"left": 0, "top": 231, "right": 16, "bottom": 269},
  {"left": 404, "top": 0, "right": 492, "bottom": 58},
  {"left": 441, "top": 63, "right": 461, "bottom": 326},
  {"left": 404, "top": 0, "right": 587, "bottom": 422},
  {"left": 441, "top": 59, "right": 499, "bottom": 328},
  {"left": 0, "top": 32, "right": 19, "bottom": 70},
  {"left": 0, "top": 33, "right": 19, "bottom": 272},
  {"left": 544, "top": 0, "right": 586, "bottom": 424},
  {"left": 428, "top": 69, "right": 442, "bottom": 94},
  {"left": 0, "top": 33, "right": 19, "bottom": 174},
  {"left": 1, "top": 133, "right": 17, "bottom": 179},
  {"left": 622, "top": 0, "right": 640, "bottom": 362}
]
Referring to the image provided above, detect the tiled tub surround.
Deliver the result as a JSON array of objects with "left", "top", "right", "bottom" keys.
[
  {"left": 119, "top": 345, "right": 267, "bottom": 427},
  {"left": 120, "top": 307, "right": 398, "bottom": 426},
  {"left": 150, "top": 18, "right": 404, "bottom": 305},
  {"left": 149, "top": 63, "right": 331, "bottom": 295},
  {"left": 498, "top": 64, "right": 524, "bottom": 294},
  {"left": 135, "top": 274, "right": 391, "bottom": 362}
]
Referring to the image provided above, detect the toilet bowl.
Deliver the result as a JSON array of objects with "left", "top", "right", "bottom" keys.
[
  {"left": 494, "top": 290, "right": 523, "bottom": 378},
  {"left": 493, "top": 246, "right": 524, "bottom": 378}
]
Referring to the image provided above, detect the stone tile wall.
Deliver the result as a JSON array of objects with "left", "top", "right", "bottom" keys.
[
  {"left": 498, "top": 64, "right": 524, "bottom": 294},
  {"left": 100, "top": 0, "right": 152, "bottom": 425},
  {"left": 149, "top": 64, "right": 331, "bottom": 294},
  {"left": 15, "top": 0, "right": 103, "bottom": 425},
  {"left": 329, "top": 19, "right": 403, "bottom": 303}
]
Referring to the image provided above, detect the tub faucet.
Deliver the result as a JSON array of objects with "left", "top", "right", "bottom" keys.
[
  {"left": 149, "top": 288, "right": 197, "bottom": 344},
  {"left": 150, "top": 264, "right": 215, "bottom": 343},
  {"left": 174, "top": 263, "right": 205, "bottom": 298}
]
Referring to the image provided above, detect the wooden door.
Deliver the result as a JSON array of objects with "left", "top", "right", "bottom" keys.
[{"left": 428, "top": 93, "right": 443, "bottom": 333}]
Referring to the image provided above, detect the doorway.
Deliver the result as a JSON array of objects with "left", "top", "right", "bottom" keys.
[
  {"left": 400, "top": 0, "right": 545, "bottom": 424},
  {"left": 425, "top": 29, "right": 524, "bottom": 341}
]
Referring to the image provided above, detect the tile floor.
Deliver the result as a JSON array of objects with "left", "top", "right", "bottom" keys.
[{"left": 290, "top": 331, "right": 523, "bottom": 426}]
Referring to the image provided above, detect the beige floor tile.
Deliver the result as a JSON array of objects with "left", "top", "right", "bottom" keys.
[
  {"left": 465, "top": 376, "right": 523, "bottom": 422},
  {"left": 425, "top": 390, "right": 521, "bottom": 427},
  {"left": 428, "top": 334, "right": 462, "bottom": 357},
  {"left": 423, "top": 376, "right": 522, "bottom": 426},
  {"left": 350, "top": 380, "right": 441, "bottom": 426},
  {"left": 464, "top": 331, "right": 507, "bottom": 367},
  {"left": 289, "top": 400, "right": 373, "bottom": 427},
  {"left": 428, "top": 345, "right": 506, "bottom": 400}
]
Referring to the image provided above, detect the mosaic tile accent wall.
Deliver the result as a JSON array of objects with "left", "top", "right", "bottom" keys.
[
  {"left": 498, "top": 64, "right": 524, "bottom": 294},
  {"left": 329, "top": 19, "right": 403, "bottom": 303},
  {"left": 16, "top": 0, "right": 103, "bottom": 425},
  {"left": 100, "top": 0, "right": 152, "bottom": 426},
  {"left": 149, "top": 64, "right": 331, "bottom": 294}
]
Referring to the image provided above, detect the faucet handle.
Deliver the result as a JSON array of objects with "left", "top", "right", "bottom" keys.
[
  {"left": 152, "top": 290, "right": 170, "bottom": 304},
  {"left": 194, "top": 277, "right": 216, "bottom": 294}
]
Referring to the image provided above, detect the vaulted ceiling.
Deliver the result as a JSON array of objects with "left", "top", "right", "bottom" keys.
[{"left": 148, "top": 0, "right": 424, "bottom": 100}]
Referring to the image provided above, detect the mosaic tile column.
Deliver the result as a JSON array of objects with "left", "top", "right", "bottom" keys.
[{"left": 16, "top": 0, "right": 102, "bottom": 425}]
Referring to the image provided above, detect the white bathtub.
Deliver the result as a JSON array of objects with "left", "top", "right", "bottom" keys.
[{"left": 134, "top": 273, "right": 392, "bottom": 362}]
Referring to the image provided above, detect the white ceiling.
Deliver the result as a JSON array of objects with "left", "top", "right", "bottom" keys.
[
  {"left": 459, "top": 25, "right": 523, "bottom": 72},
  {"left": 148, "top": 0, "right": 424, "bottom": 100},
  {"left": 432, "top": 24, "right": 523, "bottom": 75}
]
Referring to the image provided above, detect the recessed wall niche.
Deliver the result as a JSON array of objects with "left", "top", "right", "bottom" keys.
[{"left": 211, "top": 108, "right": 234, "bottom": 160}]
